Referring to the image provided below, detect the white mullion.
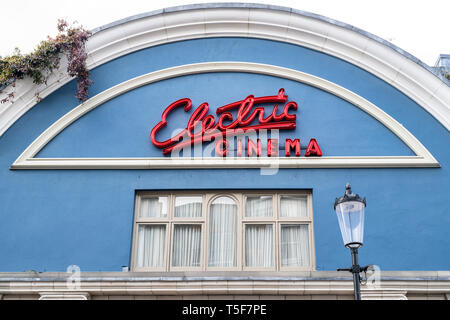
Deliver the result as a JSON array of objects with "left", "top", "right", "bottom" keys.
[
  {"left": 274, "top": 221, "right": 279, "bottom": 271},
  {"left": 308, "top": 193, "right": 316, "bottom": 270},
  {"left": 275, "top": 193, "right": 279, "bottom": 271},
  {"left": 274, "top": 193, "right": 279, "bottom": 220},
  {"left": 237, "top": 193, "right": 243, "bottom": 271},
  {"left": 201, "top": 193, "right": 207, "bottom": 271},
  {"left": 130, "top": 194, "right": 140, "bottom": 271},
  {"left": 204, "top": 193, "right": 212, "bottom": 270},
  {"left": 168, "top": 194, "right": 174, "bottom": 271},
  {"left": 166, "top": 221, "right": 171, "bottom": 272}
]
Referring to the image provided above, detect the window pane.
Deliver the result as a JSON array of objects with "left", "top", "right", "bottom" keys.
[
  {"left": 136, "top": 225, "right": 166, "bottom": 268},
  {"left": 172, "top": 224, "right": 202, "bottom": 267},
  {"left": 280, "top": 195, "right": 308, "bottom": 218},
  {"left": 245, "top": 196, "right": 273, "bottom": 217},
  {"left": 175, "top": 196, "right": 202, "bottom": 218},
  {"left": 140, "top": 197, "right": 168, "bottom": 218},
  {"left": 245, "top": 224, "right": 274, "bottom": 267},
  {"left": 281, "top": 225, "right": 310, "bottom": 267},
  {"left": 209, "top": 197, "right": 237, "bottom": 267}
]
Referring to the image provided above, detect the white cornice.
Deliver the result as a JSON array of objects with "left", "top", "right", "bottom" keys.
[
  {"left": 1, "top": 271, "right": 448, "bottom": 300},
  {"left": 0, "top": 5, "right": 449, "bottom": 139},
  {"left": 11, "top": 62, "right": 439, "bottom": 170},
  {"left": 1, "top": 278, "right": 449, "bottom": 300}
]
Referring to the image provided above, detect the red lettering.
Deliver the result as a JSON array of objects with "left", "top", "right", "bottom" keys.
[
  {"left": 215, "top": 139, "right": 229, "bottom": 157},
  {"left": 283, "top": 102, "right": 298, "bottom": 121},
  {"left": 150, "top": 98, "right": 192, "bottom": 148},
  {"left": 237, "top": 139, "right": 243, "bottom": 157},
  {"left": 305, "top": 138, "right": 322, "bottom": 157},
  {"left": 285, "top": 139, "right": 301, "bottom": 157},
  {"left": 151, "top": 89, "right": 299, "bottom": 155},
  {"left": 271, "top": 104, "right": 285, "bottom": 122},
  {"left": 217, "top": 112, "right": 234, "bottom": 131},
  {"left": 268, "top": 139, "right": 279, "bottom": 157},
  {"left": 201, "top": 115, "right": 216, "bottom": 134},
  {"left": 247, "top": 138, "right": 261, "bottom": 157},
  {"left": 187, "top": 103, "right": 210, "bottom": 136},
  {"left": 258, "top": 108, "right": 274, "bottom": 124},
  {"left": 237, "top": 96, "right": 257, "bottom": 127}
]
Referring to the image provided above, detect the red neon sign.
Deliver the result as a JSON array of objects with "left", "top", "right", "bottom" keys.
[
  {"left": 151, "top": 89, "right": 297, "bottom": 154},
  {"left": 150, "top": 89, "right": 322, "bottom": 157}
]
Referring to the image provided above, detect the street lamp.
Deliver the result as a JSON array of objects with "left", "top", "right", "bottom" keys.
[{"left": 334, "top": 183, "right": 368, "bottom": 300}]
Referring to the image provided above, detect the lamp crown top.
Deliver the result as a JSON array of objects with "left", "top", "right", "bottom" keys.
[{"left": 334, "top": 183, "right": 367, "bottom": 209}]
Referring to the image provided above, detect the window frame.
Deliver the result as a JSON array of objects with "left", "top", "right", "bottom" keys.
[
  {"left": 173, "top": 195, "right": 205, "bottom": 220},
  {"left": 277, "top": 192, "right": 315, "bottom": 271},
  {"left": 242, "top": 221, "right": 277, "bottom": 271},
  {"left": 205, "top": 193, "right": 242, "bottom": 271},
  {"left": 131, "top": 190, "right": 315, "bottom": 272},
  {"left": 170, "top": 222, "right": 205, "bottom": 271},
  {"left": 243, "top": 193, "right": 276, "bottom": 220}
]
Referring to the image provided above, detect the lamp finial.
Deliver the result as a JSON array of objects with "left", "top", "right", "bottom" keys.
[{"left": 345, "top": 183, "right": 353, "bottom": 196}]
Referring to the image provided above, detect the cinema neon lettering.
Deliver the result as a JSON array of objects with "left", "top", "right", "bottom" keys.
[{"left": 150, "top": 89, "right": 322, "bottom": 157}]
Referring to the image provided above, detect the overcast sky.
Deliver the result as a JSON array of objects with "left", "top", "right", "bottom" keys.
[{"left": 0, "top": 0, "right": 448, "bottom": 66}]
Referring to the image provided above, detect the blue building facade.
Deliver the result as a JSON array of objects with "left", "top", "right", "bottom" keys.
[{"left": 0, "top": 4, "right": 449, "bottom": 300}]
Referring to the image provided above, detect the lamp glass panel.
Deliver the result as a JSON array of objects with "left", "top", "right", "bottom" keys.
[{"left": 335, "top": 201, "right": 365, "bottom": 247}]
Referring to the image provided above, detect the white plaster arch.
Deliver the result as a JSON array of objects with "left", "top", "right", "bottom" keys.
[
  {"left": 11, "top": 61, "right": 439, "bottom": 169},
  {"left": 0, "top": 4, "right": 449, "bottom": 139}
]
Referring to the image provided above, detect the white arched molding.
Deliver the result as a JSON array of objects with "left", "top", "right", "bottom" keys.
[
  {"left": 11, "top": 62, "right": 439, "bottom": 169},
  {"left": 0, "top": 5, "right": 449, "bottom": 139}
]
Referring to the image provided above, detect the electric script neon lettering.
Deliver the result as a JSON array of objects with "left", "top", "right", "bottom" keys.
[{"left": 150, "top": 89, "right": 322, "bottom": 157}]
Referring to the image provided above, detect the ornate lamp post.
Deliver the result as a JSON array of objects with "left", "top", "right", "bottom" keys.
[{"left": 334, "top": 183, "right": 369, "bottom": 300}]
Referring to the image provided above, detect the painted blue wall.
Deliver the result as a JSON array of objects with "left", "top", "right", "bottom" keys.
[{"left": 0, "top": 38, "right": 449, "bottom": 272}]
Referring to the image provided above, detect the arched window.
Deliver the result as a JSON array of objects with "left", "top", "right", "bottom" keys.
[{"left": 208, "top": 197, "right": 238, "bottom": 268}]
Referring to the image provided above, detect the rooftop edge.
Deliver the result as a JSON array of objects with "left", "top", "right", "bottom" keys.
[{"left": 90, "top": 2, "right": 449, "bottom": 86}]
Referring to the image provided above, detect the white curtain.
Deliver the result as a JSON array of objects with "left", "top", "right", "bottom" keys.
[
  {"left": 140, "top": 197, "right": 167, "bottom": 218},
  {"left": 172, "top": 225, "right": 201, "bottom": 267},
  {"left": 208, "top": 197, "right": 237, "bottom": 267},
  {"left": 245, "top": 224, "right": 274, "bottom": 267},
  {"left": 175, "top": 197, "right": 202, "bottom": 217},
  {"left": 281, "top": 224, "right": 310, "bottom": 267},
  {"left": 280, "top": 196, "right": 307, "bottom": 217},
  {"left": 136, "top": 225, "right": 166, "bottom": 268},
  {"left": 245, "top": 196, "right": 273, "bottom": 217}
]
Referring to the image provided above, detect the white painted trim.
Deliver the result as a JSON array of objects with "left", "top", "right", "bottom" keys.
[
  {"left": 11, "top": 62, "right": 439, "bottom": 169},
  {"left": 361, "top": 290, "right": 408, "bottom": 300},
  {"left": 0, "top": 6, "right": 449, "bottom": 138},
  {"left": 39, "top": 292, "right": 90, "bottom": 300}
]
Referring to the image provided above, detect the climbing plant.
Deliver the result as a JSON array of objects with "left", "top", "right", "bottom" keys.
[{"left": 0, "top": 19, "right": 92, "bottom": 103}]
